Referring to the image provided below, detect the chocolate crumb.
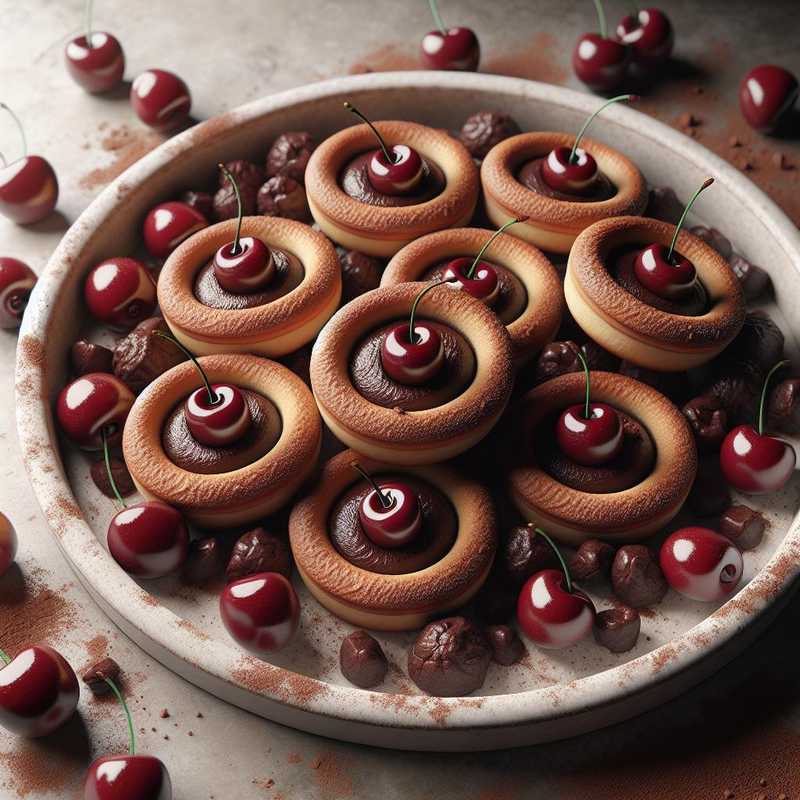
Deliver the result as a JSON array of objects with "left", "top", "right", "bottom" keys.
[
  {"left": 160, "top": 708, "right": 170, "bottom": 719},
  {"left": 728, "top": 136, "right": 742, "bottom": 148},
  {"left": 486, "top": 624, "right": 525, "bottom": 665},
  {"left": 226, "top": 527, "right": 291, "bottom": 582},
  {"left": 719, "top": 505, "right": 766, "bottom": 551}
]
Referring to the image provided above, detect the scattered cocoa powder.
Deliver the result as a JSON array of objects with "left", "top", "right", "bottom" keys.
[
  {"left": 309, "top": 751, "right": 354, "bottom": 799},
  {"left": 80, "top": 125, "right": 164, "bottom": 191}
]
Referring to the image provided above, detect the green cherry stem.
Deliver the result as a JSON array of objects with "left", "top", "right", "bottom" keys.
[
  {"left": 351, "top": 462, "right": 393, "bottom": 510},
  {"left": 575, "top": 349, "right": 591, "bottom": 420},
  {"left": 0, "top": 647, "right": 11, "bottom": 666},
  {"left": 466, "top": 217, "right": 528, "bottom": 279},
  {"left": 758, "top": 360, "right": 790, "bottom": 435},
  {"left": 104, "top": 677, "right": 136, "bottom": 756},
  {"left": 534, "top": 527, "right": 573, "bottom": 594},
  {"left": 343, "top": 102, "right": 395, "bottom": 166},
  {"left": 428, "top": 0, "right": 447, "bottom": 34},
  {"left": 153, "top": 331, "right": 218, "bottom": 406},
  {"left": 667, "top": 177, "right": 714, "bottom": 263},
  {"left": 592, "top": 0, "right": 608, "bottom": 38},
  {"left": 85, "top": 0, "right": 95, "bottom": 46},
  {"left": 569, "top": 94, "right": 636, "bottom": 165},
  {"left": 0, "top": 103, "right": 28, "bottom": 160},
  {"left": 218, "top": 163, "right": 243, "bottom": 255},
  {"left": 408, "top": 281, "right": 444, "bottom": 345},
  {"left": 102, "top": 428, "right": 127, "bottom": 509}
]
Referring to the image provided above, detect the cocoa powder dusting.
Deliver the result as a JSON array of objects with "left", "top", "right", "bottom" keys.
[
  {"left": 231, "top": 657, "right": 328, "bottom": 705},
  {"left": 0, "top": 734, "right": 86, "bottom": 798},
  {"left": 80, "top": 126, "right": 164, "bottom": 191},
  {"left": 482, "top": 33, "right": 568, "bottom": 84},
  {"left": 309, "top": 751, "right": 354, "bottom": 799}
]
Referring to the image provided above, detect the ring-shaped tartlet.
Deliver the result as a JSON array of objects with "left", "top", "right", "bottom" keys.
[
  {"left": 381, "top": 227, "right": 564, "bottom": 364},
  {"left": 565, "top": 216, "right": 746, "bottom": 371},
  {"left": 123, "top": 354, "right": 321, "bottom": 528},
  {"left": 481, "top": 133, "right": 648, "bottom": 254},
  {"left": 305, "top": 121, "right": 480, "bottom": 258},
  {"left": 508, "top": 371, "right": 697, "bottom": 545},
  {"left": 289, "top": 450, "right": 497, "bottom": 631},
  {"left": 157, "top": 217, "right": 341, "bottom": 356},
  {"left": 310, "top": 282, "right": 514, "bottom": 465}
]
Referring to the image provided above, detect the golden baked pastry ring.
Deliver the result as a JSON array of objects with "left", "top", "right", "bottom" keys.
[
  {"left": 480, "top": 132, "right": 648, "bottom": 254},
  {"left": 305, "top": 120, "right": 480, "bottom": 258},
  {"left": 289, "top": 450, "right": 497, "bottom": 631},
  {"left": 309, "top": 282, "right": 514, "bottom": 465},
  {"left": 123, "top": 354, "right": 321, "bottom": 528},
  {"left": 381, "top": 227, "right": 564, "bottom": 365},
  {"left": 508, "top": 371, "right": 697, "bottom": 545},
  {"left": 157, "top": 217, "right": 341, "bottom": 357},
  {"left": 565, "top": 216, "right": 746, "bottom": 371}
]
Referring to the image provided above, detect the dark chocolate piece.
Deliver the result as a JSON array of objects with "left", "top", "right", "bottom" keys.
[
  {"left": 71, "top": 340, "right": 114, "bottom": 376},
  {"left": 226, "top": 527, "right": 291, "bottom": 582},
  {"left": 182, "top": 536, "right": 225, "bottom": 585},
  {"left": 593, "top": 606, "right": 640, "bottom": 653},
  {"left": 719, "top": 505, "right": 766, "bottom": 551},
  {"left": 569, "top": 539, "right": 615, "bottom": 582},
  {"left": 501, "top": 523, "right": 556, "bottom": 585},
  {"left": 458, "top": 111, "right": 521, "bottom": 160},
  {"left": 90, "top": 455, "right": 135, "bottom": 499},
  {"left": 486, "top": 624, "right": 525, "bottom": 665},
  {"left": 257, "top": 175, "right": 309, "bottom": 221},
  {"left": 339, "top": 630, "right": 388, "bottom": 689},
  {"left": 682, "top": 394, "right": 728, "bottom": 452},
  {"left": 112, "top": 317, "right": 187, "bottom": 393},
  {"left": 767, "top": 378, "right": 800, "bottom": 434},
  {"left": 611, "top": 545, "right": 668, "bottom": 608},
  {"left": 266, "top": 132, "right": 315, "bottom": 184},
  {"left": 82, "top": 657, "right": 121, "bottom": 695},
  {"left": 337, "top": 247, "right": 383, "bottom": 303}
]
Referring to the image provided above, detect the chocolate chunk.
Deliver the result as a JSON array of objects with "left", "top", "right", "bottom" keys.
[
  {"left": 82, "top": 657, "right": 121, "bottom": 695},
  {"left": 71, "top": 340, "right": 114, "bottom": 376},
  {"left": 645, "top": 186, "right": 684, "bottom": 225},
  {"left": 90, "top": 455, "right": 135, "bottom": 499},
  {"left": 706, "top": 371, "right": 759, "bottom": 427},
  {"left": 719, "top": 505, "right": 766, "bottom": 551},
  {"left": 218, "top": 159, "right": 266, "bottom": 193},
  {"left": 593, "top": 607, "right": 640, "bottom": 653},
  {"left": 682, "top": 394, "right": 728, "bottom": 452},
  {"left": 569, "top": 539, "right": 615, "bottom": 582},
  {"left": 729, "top": 253, "right": 772, "bottom": 302},
  {"left": 618, "top": 361, "right": 684, "bottom": 402},
  {"left": 486, "top": 624, "right": 525, "bottom": 666},
  {"left": 408, "top": 617, "right": 491, "bottom": 697},
  {"left": 337, "top": 247, "right": 383, "bottom": 303},
  {"left": 112, "top": 317, "right": 187, "bottom": 393},
  {"left": 266, "top": 132, "right": 316, "bottom": 184},
  {"left": 720, "top": 311, "right": 784, "bottom": 374},
  {"left": 339, "top": 630, "right": 388, "bottom": 688},
  {"left": 181, "top": 190, "right": 213, "bottom": 219},
  {"left": 256, "top": 175, "right": 309, "bottom": 221},
  {"left": 689, "top": 225, "right": 733, "bottom": 261},
  {"left": 182, "top": 536, "right": 225, "bottom": 585},
  {"left": 502, "top": 523, "right": 556, "bottom": 585},
  {"left": 767, "top": 378, "right": 800, "bottom": 434},
  {"left": 534, "top": 340, "right": 581, "bottom": 384},
  {"left": 688, "top": 457, "right": 732, "bottom": 517},
  {"left": 225, "top": 527, "right": 291, "bottom": 582},
  {"left": 458, "top": 111, "right": 521, "bottom": 160},
  {"left": 212, "top": 160, "right": 265, "bottom": 222},
  {"left": 611, "top": 545, "right": 668, "bottom": 608}
]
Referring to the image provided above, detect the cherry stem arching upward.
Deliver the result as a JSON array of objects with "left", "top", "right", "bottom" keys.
[
  {"left": 351, "top": 462, "right": 393, "bottom": 510},
  {"left": 575, "top": 349, "right": 592, "bottom": 420},
  {"left": 569, "top": 94, "right": 636, "bottom": 165},
  {"left": 667, "top": 177, "right": 715, "bottom": 263},
  {"left": 343, "top": 102, "right": 396, "bottom": 166},
  {"left": 758, "top": 360, "right": 790, "bottom": 435},
  {"left": 0, "top": 103, "right": 28, "bottom": 159},
  {"left": 0, "top": 647, "right": 11, "bottom": 666},
  {"left": 218, "top": 163, "right": 243, "bottom": 255},
  {"left": 533, "top": 527, "right": 573, "bottom": 594},
  {"left": 592, "top": 0, "right": 608, "bottom": 38},
  {"left": 85, "top": 0, "right": 94, "bottom": 46},
  {"left": 466, "top": 217, "right": 528, "bottom": 279},
  {"left": 408, "top": 281, "right": 443, "bottom": 345},
  {"left": 102, "top": 428, "right": 127, "bottom": 509},
  {"left": 103, "top": 677, "right": 136, "bottom": 756},
  {"left": 153, "top": 331, "right": 218, "bottom": 406},
  {"left": 428, "top": 0, "right": 447, "bottom": 34}
]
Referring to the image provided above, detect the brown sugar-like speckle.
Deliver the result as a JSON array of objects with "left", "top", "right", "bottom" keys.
[
  {"left": 80, "top": 126, "right": 164, "bottom": 191},
  {"left": 230, "top": 657, "right": 328, "bottom": 706},
  {"left": 309, "top": 752, "right": 354, "bottom": 799}
]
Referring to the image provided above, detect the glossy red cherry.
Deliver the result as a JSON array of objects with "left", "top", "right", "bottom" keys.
[
  {"left": 57, "top": 373, "right": 134, "bottom": 450},
  {"left": 0, "top": 645, "right": 79, "bottom": 737},
  {"left": 739, "top": 65, "right": 799, "bottom": 133},
  {"left": 615, "top": 7, "right": 674, "bottom": 70},
  {"left": 85, "top": 755, "right": 172, "bottom": 800},
  {"left": 573, "top": 34, "right": 629, "bottom": 92},
  {"left": 720, "top": 424, "right": 795, "bottom": 494},
  {"left": 0, "top": 512, "right": 16, "bottom": 577},
  {"left": 142, "top": 201, "right": 207, "bottom": 259},
  {"left": 442, "top": 257, "right": 498, "bottom": 304},
  {"left": 130, "top": 69, "right": 191, "bottom": 131},
  {"left": 660, "top": 527, "right": 743, "bottom": 602},
  {"left": 65, "top": 32, "right": 125, "bottom": 94},
  {"left": 381, "top": 323, "right": 443, "bottom": 385},
  {"left": 420, "top": 1, "right": 479, "bottom": 71},
  {"left": 107, "top": 501, "right": 189, "bottom": 579},
  {"left": 517, "top": 569, "right": 595, "bottom": 649},
  {"left": 557, "top": 403, "right": 623, "bottom": 466},
  {"left": 0, "top": 257, "right": 37, "bottom": 328},
  {"left": 84, "top": 258, "right": 156, "bottom": 330},
  {"left": 185, "top": 383, "right": 251, "bottom": 447},
  {"left": 220, "top": 572, "right": 300, "bottom": 655},
  {"left": 213, "top": 236, "right": 274, "bottom": 292}
]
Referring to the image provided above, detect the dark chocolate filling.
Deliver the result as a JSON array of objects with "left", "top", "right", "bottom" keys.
[{"left": 517, "top": 157, "right": 616, "bottom": 203}]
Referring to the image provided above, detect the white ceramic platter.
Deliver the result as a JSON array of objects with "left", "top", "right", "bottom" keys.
[{"left": 15, "top": 72, "right": 800, "bottom": 751}]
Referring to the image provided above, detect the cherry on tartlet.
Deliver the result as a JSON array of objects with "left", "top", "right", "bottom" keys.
[
  {"left": 351, "top": 462, "right": 422, "bottom": 548},
  {"left": 0, "top": 512, "right": 16, "bottom": 577},
  {"left": 720, "top": 360, "right": 796, "bottom": 494},
  {"left": 130, "top": 69, "right": 191, "bottom": 131},
  {"left": 0, "top": 644, "right": 79, "bottom": 737},
  {"left": 84, "top": 257, "right": 156, "bottom": 330},
  {"left": 633, "top": 177, "right": 714, "bottom": 300},
  {"left": 0, "top": 257, "right": 37, "bottom": 328},
  {"left": 380, "top": 281, "right": 445, "bottom": 385},
  {"left": 555, "top": 349, "right": 623, "bottom": 466},
  {"left": 660, "top": 527, "right": 743, "bottom": 602},
  {"left": 739, "top": 64, "right": 799, "bottom": 133},
  {"left": 212, "top": 163, "right": 275, "bottom": 293},
  {"left": 615, "top": 7, "right": 674, "bottom": 72},
  {"left": 344, "top": 102, "right": 428, "bottom": 196},
  {"left": 143, "top": 201, "right": 207, "bottom": 259},
  {"left": 573, "top": 0, "right": 630, "bottom": 93},
  {"left": 0, "top": 103, "right": 58, "bottom": 225},
  {"left": 220, "top": 572, "right": 300, "bottom": 655},
  {"left": 420, "top": 0, "right": 479, "bottom": 72},
  {"left": 64, "top": 2, "right": 125, "bottom": 94},
  {"left": 516, "top": 528, "right": 595, "bottom": 649}
]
